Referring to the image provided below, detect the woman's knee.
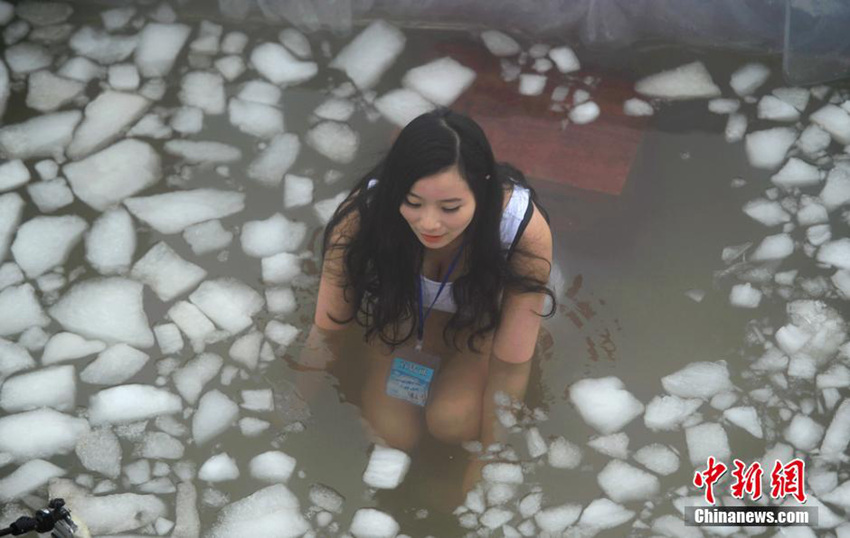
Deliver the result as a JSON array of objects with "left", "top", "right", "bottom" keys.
[{"left": 425, "top": 392, "right": 481, "bottom": 444}]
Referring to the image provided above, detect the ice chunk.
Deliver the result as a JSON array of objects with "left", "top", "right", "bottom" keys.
[
  {"left": 238, "top": 79, "right": 281, "bottom": 105},
  {"left": 167, "top": 301, "right": 225, "bottom": 353},
  {"left": 129, "top": 112, "right": 172, "bottom": 138},
  {"left": 75, "top": 428, "right": 121, "bottom": 478},
  {"left": 228, "top": 98, "right": 284, "bottom": 138},
  {"left": 80, "top": 344, "right": 148, "bottom": 386},
  {"left": 633, "top": 444, "right": 679, "bottom": 476},
  {"left": 261, "top": 252, "right": 302, "bottom": 285},
  {"left": 189, "top": 278, "right": 263, "bottom": 334},
  {"left": 278, "top": 28, "right": 311, "bottom": 59},
  {"left": 0, "top": 284, "right": 50, "bottom": 337},
  {"left": 524, "top": 426, "right": 547, "bottom": 459},
  {"left": 598, "top": 459, "right": 660, "bottom": 502},
  {"left": 314, "top": 97, "right": 355, "bottom": 122},
  {"left": 16, "top": 2, "right": 72, "bottom": 25},
  {"left": 221, "top": 31, "right": 248, "bottom": 55},
  {"left": 482, "top": 462, "right": 523, "bottom": 484},
  {"left": 170, "top": 106, "right": 203, "bottom": 134},
  {"left": 241, "top": 213, "right": 307, "bottom": 257},
  {"left": 314, "top": 191, "right": 348, "bottom": 225},
  {"left": 49, "top": 478, "right": 167, "bottom": 535},
  {"left": 783, "top": 413, "right": 824, "bottom": 451},
  {"left": 0, "top": 364, "right": 74, "bottom": 412},
  {"left": 820, "top": 166, "right": 850, "bottom": 211},
  {"left": 250, "top": 42, "right": 317, "bottom": 87},
  {"left": 193, "top": 389, "right": 239, "bottom": 445},
  {"left": 374, "top": 88, "right": 435, "bottom": 128},
  {"left": 164, "top": 140, "right": 242, "bottom": 164},
  {"left": 725, "top": 112, "right": 747, "bottom": 143},
  {"left": 810, "top": 104, "right": 850, "bottom": 145},
  {"left": 662, "top": 361, "right": 733, "bottom": 400},
  {"left": 549, "top": 46, "right": 580, "bottom": 73},
  {"left": 282, "top": 174, "right": 313, "bottom": 209},
  {"left": 350, "top": 508, "right": 399, "bottom": 538},
  {"left": 135, "top": 23, "right": 190, "bottom": 77},
  {"left": 480, "top": 30, "right": 519, "bottom": 57},
  {"left": 49, "top": 277, "right": 154, "bottom": 348},
  {"left": 240, "top": 416, "right": 270, "bottom": 437},
  {"left": 215, "top": 55, "right": 245, "bottom": 81},
  {"left": 798, "top": 124, "right": 831, "bottom": 157},
  {"left": 250, "top": 451, "right": 296, "bottom": 483},
  {"left": 708, "top": 98, "right": 740, "bottom": 114},
  {"left": 70, "top": 26, "right": 138, "bottom": 64},
  {"left": 569, "top": 376, "right": 644, "bottom": 434},
  {"left": 306, "top": 121, "right": 359, "bottom": 164},
  {"left": 0, "top": 338, "right": 35, "bottom": 379},
  {"left": 89, "top": 384, "right": 181, "bottom": 425},
  {"left": 11, "top": 215, "right": 87, "bottom": 279},
  {"left": 248, "top": 133, "right": 300, "bottom": 187},
  {"left": 403, "top": 57, "right": 476, "bottom": 107},
  {"left": 25, "top": 70, "right": 85, "bottom": 113},
  {"left": 588, "top": 432, "right": 629, "bottom": 459},
  {"left": 623, "top": 98, "right": 653, "bottom": 116},
  {"left": 264, "top": 321, "right": 298, "bottom": 348},
  {"left": 578, "top": 498, "right": 635, "bottom": 531},
  {"left": 570, "top": 101, "right": 600, "bottom": 124},
  {"left": 0, "top": 110, "right": 81, "bottom": 160},
  {"left": 199, "top": 453, "right": 239, "bottom": 482},
  {"left": 722, "top": 406, "right": 763, "bottom": 438},
  {"left": 241, "top": 389, "right": 273, "bottom": 411},
  {"left": 27, "top": 178, "right": 74, "bottom": 213},
  {"left": 751, "top": 233, "right": 793, "bottom": 261},
  {"left": 183, "top": 220, "right": 232, "bottom": 255},
  {"left": 153, "top": 324, "right": 182, "bottom": 356},
  {"left": 4, "top": 43, "right": 51, "bottom": 75},
  {"left": 547, "top": 436, "right": 581, "bottom": 469},
  {"left": 644, "top": 395, "right": 702, "bottom": 431},
  {"left": 0, "top": 193, "right": 24, "bottom": 265},
  {"left": 685, "top": 422, "right": 730, "bottom": 466},
  {"left": 189, "top": 20, "right": 222, "bottom": 55},
  {"left": 730, "top": 63, "right": 770, "bottom": 96},
  {"left": 745, "top": 128, "right": 797, "bottom": 170},
  {"left": 817, "top": 239, "right": 850, "bottom": 269},
  {"left": 518, "top": 74, "right": 546, "bottom": 96},
  {"left": 0, "top": 459, "right": 65, "bottom": 502},
  {"left": 771, "top": 158, "right": 821, "bottom": 189},
  {"left": 107, "top": 63, "right": 139, "bottom": 91},
  {"left": 363, "top": 445, "right": 410, "bottom": 489},
  {"left": 821, "top": 400, "right": 850, "bottom": 457},
  {"left": 173, "top": 353, "right": 222, "bottom": 404},
  {"left": 179, "top": 71, "right": 225, "bottom": 114},
  {"left": 758, "top": 95, "right": 799, "bottom": 122},
  {"left": 0, "top": 408, "right": 89, "bottom": 461},
  {"left": 330, "top": 21, "right": 405, "bottom": 90},
  {"left": 208, "top": 484, "right": 309, "bottom": 538},
  {"left": 131, "top": 241, "right": 206, "bottom": 302},
  {"left": 101, "top": 6, "right": 135, "bottom": 31},
  {"left": 57, "top": 56, "right": 103, "bottom": 82},
  {"left": 743, "top": 199, "right": 790, "bottom": 226},
  {"left": 0, "top": 160, "right": 29, "bottom": 193},
  {"left": 125, "top": 189, "right": 245, "bottom": 234},
  {"left": 635, "top": 61, "right": 720, "bottom": 100},
  {"left": 86, "top": 208, "right": 135, "bottom": 275}
]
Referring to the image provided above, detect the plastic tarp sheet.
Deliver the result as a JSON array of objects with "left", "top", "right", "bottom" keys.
[{"left": 216, "top": 0, "right": 849, "bottom": 84}]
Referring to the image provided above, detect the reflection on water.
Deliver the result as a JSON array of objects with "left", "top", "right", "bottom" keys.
[{"left": 0, "top": 1, "right": 848, "bottom": 536}]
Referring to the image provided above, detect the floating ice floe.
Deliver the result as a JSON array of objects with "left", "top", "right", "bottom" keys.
[
  {"left": 350, "top": 508, "right": 399, "bottom": 538},
  {"left": 167, "top": 300, "right": 227, "bottom": 353},
  {"left": 730, "top": 63, "right": 770, "bottom": 97},
  {"left": 819, "top": 165, "right": 850, "bottom": 211},
  {"left": 783, "top": 413, "right": 824, "bottom": 451},
  {"left": 125, "top": 189, "right": 245, "bottom": 234},
  {"left": 189, "top": 278, "right": 264, "bottom": 334},
  {"left": 0, "top": 408, "right": 89, "bottom": 462},
  {"left": 89, "top": 384, "right": 181, "bottom": 425},
  {"left": 70, "top": 26, "right": 138, "bottom": 64},
  {"left": 131, "top": 241, "right": 207, "bottom": 302},
  {"left": 0, "top": 193, "right": 24, "bottom": 264},
  {"left": 283, "top": 174, "right": 313, "bottom": 209},
  {"left": 0, "top": 365, "right": 75, "bottom": 412},
  {"left": 743, "top": 198, "right": 790, "bottom": 226},
  {"left": 28, "top": 178, "right": 74, "bottom": 213},
  {"left": 633, "top": 443, "right": 679, "bottom": 476},
  {"left": 729, "top": 283, "right": 761, "bottom": 308},
  {"left": 745, "top": 127, "right": 798, "bottom": 170},
  {"left": 173, "top": 352, "right": 222, "bottom": 404},
  {"left": 771, "top": 157, "right": 822, "bottom": 189},
  {"left": 518, "top": 74, "right": 546, "bottom": 96},
  {"left": 80, "top": 344, "right": 149, "bottom": 386},
  {"left": 0, "top": 110, "right": 82, "bottom": 160},
  {"left": 85, "top": 207, "right": 136, "bottom": 275},
  {"left": 817, "top": 239, "right": 850, "bottom": 270},
  {"left": 239, "top": 79, "right": 282, "bottom": 105},
  {"left": 199, "top": 453, "right": 240, "bottom": 482},
  {"left": 635, "top": 61, "right": 721, "bottom": 100},
  {"left": 662, "top": 361, "right": 733, "bottom": 400},
  {"left": 0, "top": 160, "right": 30, "bottom": 192},
  {"left": 108, "top": 63, "right": 140, "bottom": 91},
  {"left": 588, "top": 432, "right": 629, "bottom": 459},
  {"left": 75, "top": 428, "right": 122, "bottom": 478},
  {"left": 363, "top": 445, "right": 411, "bottom": 490},
  {"left": 330, "top": 20, "right": 405, "bottom": 90},
  {"left": 0, "top": 284, "right": 50, "bottom": 337},
  {"left": 190, "top": 20, "right": 223, "bottom": 55},
  {"left": 171, "top": 106, "right": 203, "bottom": 134},
  {"left": 17, "top": 2, "right": 73, "bottom": 26},
  {"left": 65, "top": 139, "right": 161, "bottom": 211},
  {"left": 164, "top": 140, "right": 242, "bottom": 164},
  {"left": 569, "top": 376, "right": 644, "bottom": 434},
  {"left": 570, "top": 101, "right": 600, "bottom": 124},
  {"left": 598, "top": 459, "right": 660, "bottom": 503},
  {"left": 751, "top": 233, "right": 794, "bottom": 261},
  {"left": 809, "top": 104, "right": 850, "bottom": 145},
  {"left": 758, "top": 95, "right": 800, "bottom": 122},
  {"left": 250, "top": 451, "right": 296, "bottom": 483},
  {"left": 179, "top": 71, "right": 226, "bottom": 114},
  {"left": 0, "top": 459, "right": 65, "bottom": 502},
  {"left": 643, "top": 394, "right": 702, "bottom": 431},
  {"left": 250, "top": 42, "right": 317, "bottom": 87},
  {"left": 134, "top": 22, "right": 190, "bottom": 77},
  {"left": 41, "top": 332, "right": 106, "bottom": 365},
  {"left": 403, "top": 57, "right": 476, "bottom": 107},
  {"left": 623, "top": 98, "right": 653, "bottom": 116},
  {"left": 4, "top": 42, "right": 52, "bottom": 75},
  {"left": 374, "top": 88, "right": 435, "bottom": 128},
  {"left": 279, "top": 28, "right": 311, "bottom": 59},
  {"left": 723, "top": 406, "right": 763, "bottom": 438},
  {"left": 216, "top": 55, "right": 246, "bottom": 81},
  {"left": 67, "top": 91, "right": 152, "bottom": 159},
  {"left": 248, "top": 133, "right": 300, "bottom": 187},
  {"left": 11, "top": 215, "right": 87, "bottom": 279},
  {"left": 685, "top": 422, "right": 730, "bottom": 465},
  {"left": 26, "top": 70, "right": 85, "bottom": 113},
  {"left": 58, "top": 56, "right": 104, "bottom": 83},
  {"left": 228, "top": 97, "right": 285, "bottom": 138},
  {"left": 481, "top": 30, "right": 520, "bottom": 57},
  {"left": 549, "top": 46, "right": 580, "bottom": 73},
  {"left": 208, "top": 484, "right": 309, "bottom": 538},
  {"left": 101, "top": 6, "right": 135, "bottom": 31}
]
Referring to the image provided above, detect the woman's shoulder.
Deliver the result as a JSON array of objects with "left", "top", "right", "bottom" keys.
[{"left": 514, "top": 200, "right": 552, "bottom": 259}]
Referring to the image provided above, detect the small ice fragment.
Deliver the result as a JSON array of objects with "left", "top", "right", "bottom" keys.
[
  {"left": 820, "top": 400, "right": 850, "bottom": 457},
  {"left": 124, "top": 189, "right": 245, "bottom": 234},
  {"left": 578, "top": 498, "right": 635, "bottom": 531},
  {"left": 131, "top": 241, "right": 206, "bottom": 302},
  {"left": 525, "top": 427, "right": 548, "bottom": 458},
  {"left": 314, "top": 97, "right": 355, "bottom": 122},
  {"left": 239, "top": 79, "right": 282, "bottom": 106},
  {"left": 330, "top": 20, "right": 405, "bottom": 89},
  {"left": 402, "top": 57, "right": 475, "bottom": 106},
  {"left": 283, "top": 174, "right": 313, "bottom": 209},
  {"left": 183, "top": 220, "right": 232, "bottom": 256},
  {"left": 278, "top": 28, "right": 311, "bottom": 59},
  {"left": 569, "top": 376, "right": 644, "bottom": 434},
  {"left": 189, "top": 20, "right": 222, "bottom": 55},
  {"left": 0, "top": 459, "right": 65, "bottom": 502},
  {"left": 374, "top": 88, "right": 435, "bottom": 128},
  {"left": 644, "top": 395, "right": 703, "bottom": 431},
  {"left": 306, "top": 121, "right": 359, "bottom": 163},
  {"left": 819, "top": 166, "right": 850, "bottom": 211},
  {"left": 771, "top": 158, "right": 821, "bottom": 189},
  {"left": 751, "top": 233, "right": 794, "bottom": 261},
  {"left": 725, "top": 113, "right": 747, "bottom": 143},
  {"left": 228, "top": 97, "right": 284, "bottom": 138},
  {"left": 198, "top": 453, "right": 239, "bottom": 482},
  {"left": 79, "top": 344, "right": 149, "bottom": 386},
  {"left": 757, "top": 95, "right": 799, "bottom": 122},
  {"left": 708, "top": 98, "right": 740, "bottom": 114},
  {"left": 12, "top": 217, "right": 87, "bottom": 280},
  {"left": 27, "top": 178, "right": 74, "bottom": 213},
  {"left": 633, "top": 444, "right": 679, "bottom": 476},
  {"left": 89, "top": 384, "right": 181, "bottom": 425},
  {"left": 135, "top": 23, "right": 191, "bottom": 77},
  {"left": 798, "top": 124, "right": 831, "bottom": 157},
  {"left": 241, "top": 213, "right": 307, "bottom": 257},
  {"left": 68, "top": 90, "right": 152, "bottom": 160},
  {"left": 239, "top": 417, "right": 270, "bottom": 437},
  {"left": 4, "top": 43, "right": 52, "bottom": 75},
  {"left": 264, "top": 321, "right": 299, "bottom": 348},
  {"left": 314, "top": 192, "right": 348, "bottom": 225},
  {"left": 85, "top": 208, "right": 136, "bottom": 276},
  {"left": 250, "top": 42, "right": 317, "bottom": 86},
  {"left": 215, "top": 55, "right": 245, "bottom": 81},
  {"left": 549, "top": 46, "right": 580, "bottom": 73},
  {"left": 173, "top": 353, "right": 223, "bottom": 404},
  {"left": 685, "top": 422, "right": 730, "bottom": 466},
  {"left": 101, "top": 7, "right": 135, "bottom": 31},
  {"left": 518, "top": 74, "right": 546, "bottom": 96},
  {"left": 0, "top": 284, "right": 50, "bottom": 338},
  {"left": 75, "top": 428, "right": 121, "bottom": 478},
  {"left": 189, "top": 278, "right": 264, "bottom": 334},
  {"left": 134, "top": 431, "right": 183, "bottom": 460},
  {"left": 743, "top": 199, "right": 790, "bottom": 226},
  {"left": 69, "top": 26, "right": 138, "bottom": 64},
  {"left": 783, "top": 413, "right": 824, "bottom": 451},
  {"left": 266, "top": 287, "right": 296, "bottom": 315},
  {"left": 480, "top": 30, "right": 519, "bottom": 57},
  {"left": 598, "top": 459, "right": 660, "bottom": 502},
  {"left": 0, "top": 365, "right": 75, "bottom": 412},
  {"left": 170, "top": 106, "right": 203, "bottom": 134},
  {"left": 662, "top": 362, "right": 733, "bottom": 400},
  {"left": 723, "top": 406, "right": 763, "bottom": 438},
  {"left": 0, "top": 160, "right": 30, "bottom": 192},
  {"left": 108, "top": 63, "right": 139, "bottom": 91},
  {"left": 730, "top": 63, "right": 770, "bottom": 96},
  {"left": 624, "top": 98, "right": 653, "bottom": 116},
  {"left": 635, "top": 62, "right": 720, "bottom": 100},
  {"left": 481, "top": 507, "right": 513, "bottom": 529},
  {"left": 58, "top": 56, "right": 104, "bottom": 82},
  {"left": 25, "top": 70, "right": 85, "bottom": 113},
  {"left": 363, "top": 445, "right": 411, "bottom": 489},
  {"left": 745, "top": 128, "right": 798, "bottom": 170},
  {"left": 167, "top": 301, "right": 223, "bottom": 353},
  {"left": 0, "top": 110, "right": 82, "bottom": 160},
  {"left": 228, "top": 331, "right": 263, "bottom": 370},
  {"left": 0, "top": 408, "right": 89, "bottom": 461},
  {"left": 482, "top": 462, "right": 523, "bottom": 484},
  {"left": 817, "top": 239, "right": 850, "bottom": 270},
  {"left": 569, "top": 101, "right": 600, "bottom": 124},
  {"left": 588, "top": 432, "right": 629, "bottom": 459},
  {"left": 192, "top": 389, "right": 239, "bottom": 445},
  {"left": 773, "top": 87, "right": 810, "bottom": 111},
  {"left": 179, "top": 71, "right": 225, "bottom": 114},
  {"left": 248, "top": 133, "right": 301, "bottom": 187},
  {"left": 250, "top": 450, "right": 296, "bottom": 483},
  {"left": 350, "top": 508, "right": 399, "bottom": 538},
  {"left": 241, "top": 389, "right": 274, "bottom": 412},
  {"left": 810, "top": 104, "right": 850, "bottom": 145}
]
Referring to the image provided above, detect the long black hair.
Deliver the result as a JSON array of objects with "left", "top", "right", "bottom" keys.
[{"left": 321, "top": 109, "right": 556, "bottom": 352}]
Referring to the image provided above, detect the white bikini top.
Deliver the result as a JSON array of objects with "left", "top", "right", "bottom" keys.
[{"left": 367, "top": 178, "right": 534, "bottom": 313}]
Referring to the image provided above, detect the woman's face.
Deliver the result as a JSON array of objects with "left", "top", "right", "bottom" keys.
[{"left": 399, "top": 166, "right": 476, "bottom": 250}]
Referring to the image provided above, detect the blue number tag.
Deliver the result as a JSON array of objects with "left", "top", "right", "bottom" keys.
[{"left": 386, "top": 357, "right": 435, "bottom": 407}]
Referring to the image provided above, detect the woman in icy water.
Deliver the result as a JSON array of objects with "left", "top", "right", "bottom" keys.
[{"left": 301, "top": 108, "right": 555, "bottom": 491}]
